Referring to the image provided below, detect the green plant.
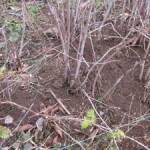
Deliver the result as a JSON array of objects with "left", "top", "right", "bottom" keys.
[
  {"left": 95, "top": 0, "right": 102, "bottom": 5},
  {"left": 111, "top": 9, "right": 121, "bottom": 18},
  {"left": 81, "top": 109, "right": 96, "bottom": 129},
  {"left": 4, "top": 19, "right": 22, "bottom": 42},
  {"left": 96, "top": 96, "right": 104, "bottom": 106},
  {"left": 28, "top": 5, "right": 39, "bottom": 16},
  {"left": 5, "top": 19, "right": 22, "bottom": 31},
  {"left": 95, "top": 0, "right": 104, "bottom": 8},
  {"left": 28, "top": 4, "right": 41, "bottom": 21},
  {"left": 10, "top": 22, "right": 22, "bottom": 31},
  {"left": 108, "top": 147, "right": 118, "bottom": 150},
  {"left": 107, "top": 110, "right": 116, "bottom": 123},
  {"left": 6, "top": 0, "right": 18, "bottom": 7},
  {"left": 0, "top": 125, "right": 11, "bottom": 139},
  {"left": 8, "top": 105, "right": 14, "bottom": 112},
  {"left": 9, "top": 32, "right": 20, "bottom": 42},
  {"left": 106, "top": 129, "right": 126, "bottom": 142},
  {"left": 50, "top": 143, "right": 61, "bottom": 150}
]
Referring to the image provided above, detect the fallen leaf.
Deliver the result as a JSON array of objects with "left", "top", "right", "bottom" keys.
[
  {"left": 42, "top": 94, "right": 50, "bottom": 100},
  {"left": 43, "top": 118, "right": 49, "bottom": 126},
  {"left": 40, "top": 103, "right": 46, "bottom": 111},
  {"left": 24, "top": 143, "right": 34, "bottom": 150},
  {"left": 47, "top": 105, "right": 53, "bottom": 113},
  {"left": 120, "top": 12, "right": 130, "bottom": 20},
  {"left": 40, "top": 103, "right": 52, "bottom": 115},
  {"left": 88, "top": 128, "right": 99, "bottom": 146},
  {"left": 0, "top": 73, "right": 4, "bottom": 79},
  {"left": 45, "top": 136, "right": 53, "bottom": 147},
  {"left": 44, "top": 27, "right": 59, "bottom": 38},
  {"left": 144, "top": 135, "right": 150, "bottom": 142},
  {"left": 12, "top": 142, "right": 20, "bottom": 149},
  {"left": 8, "top": 71, "right": 17, "bottom": 77},
  {"left": 18, "top": 64, "right": 28, "bottom": 72},
  {"left": 17, "top": 124, "right": 33, "bottom": 132},
  {"left": 34, "top": 129, "right": 43, "bottom": 143},
  {"left": 4, "top": 115, "right": 13, "bottom": 124},
  {"left": 74, "top": 128, "right": 89, "bottom": 136},
  {"left": 53, "top": 124, "right": 63, "bottom": 138},
  {"left": 19, "top": 74, "right": 31, "bottom": 81},
  {"left": 80, "top": 0, "right": 90, "bottom": 9},
  {"left": 58, "top": 105, "right": 65, "bottom": 114},
  {"left": 10, "top": 6, "right": 21, "bottom": 12},
  {"left": 53, "top": 135, "right": 59, "bottom": 144},
  {"left": 36, "top": 117, "right": 44, "bottom": 131},
  {"left": 51, "top": 105, "right": 59, "bottom": 114},
  {"left": 132, "top": 35, "right": 141, "bottom": 45}
]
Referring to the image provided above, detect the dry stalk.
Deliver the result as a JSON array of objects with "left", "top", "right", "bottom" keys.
[
  {"left": 74, "top": 0, "right": 94, "bottom": 81},
  {"left": 47, "top": 0, "right": 70, "bottom": 81},
  {"left": 54, "top": 122, "right": 85, "bottom": 150},
  {"left": 75, "top": 35, "right": 135, "bottom": 91},
  {"left": 48, "top": 88, "right": 71, "bottom": 115}
]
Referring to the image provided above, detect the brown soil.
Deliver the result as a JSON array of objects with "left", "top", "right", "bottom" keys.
[{"left": 0, "top": 1, "right": 150, "bottom": 150}]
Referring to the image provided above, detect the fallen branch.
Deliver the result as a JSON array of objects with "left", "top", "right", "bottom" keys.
[{"left": 48, "top": 88, "right": 71, "bottom": 115}]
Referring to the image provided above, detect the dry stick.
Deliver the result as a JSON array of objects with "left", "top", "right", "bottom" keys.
[
  {"left": 97, "top": 0, "right": 113, "bottom": 38},
  {"left": 38, "top": 114, "right": 109, "bottom": 132},
  {"left": 47, "top": 0, "right": 69, "bottom": 81},
  {"left": 0, "top": 101, "right": 37, "bottom": 115},
  {"left": 104, "top": 69, "right": 132, "bottom": 99},
  {"left": 139, "top": 0, "right": 144, "bottom": 17},
  {"left": 76, "top": 34, "right": 135, "bottom": 91},
  {"left": 74, "top": 0, "right": 94, "bottom": 80},
  {"left": 54, "top": 122, "right": 85, "bottom": 150},
  {"left": 13, "top": 103, "right": 34, "bottom": 132},
  {"left": 82, "top": 89, "right": 111, "bottom": 130},
  {"left": 1, "top": 26, "right": 8, "bottom": 62},
  {"left": 49, "top": 88, "right": 71, "bottom": 115},
  {"left": 92, "top": 59, "right": 119, "bottom": 98},
  {"left": 89, "top": 33, "right": 96, "bottom": 61},
  {"left": 49, "top": 35, "right": 119, "bottom": 66},
  {"left": 33, "top": 0, "right": 47, "bottom": 21},
  {"left": 126, "top": 135, "right": 150, "bottom": 150},
  {"left": 65, "top": 0, "right": 71, "bottom": 81},
  {"left": 128, "top": 0, "right": 131, "bottom": 9},
  {"left": 0, "top": 103, "right": 34, "bottom": 149},
  {"left": 82, "top": 89, "right": 119, "bottom": 150},
  {"left": 146, "top": 1, "right": 150, "bottom": 18},
  {"left": 3, "top": 99, "right": 147, "bottom": 135},
  {"left": 121, "top": 0, "right": 126, "bottom": 27},
  {"left": 50, "top": 115, "right": 109, "bottom": 132},
  {"left": 71, "top": 0, "right": 81, "bottom": 41},
  {"left": 91, "top": 22, "right": 125, "bottom": 97},
  {"left": 71, "top": 40, "right": 89, "bottom": 68},
  {"left": 145, "top": 66, "right": 150, "bottom": 81},
  {"left": 127, "top": 0, "right": 138, "bottom": 28},
  {"left": 139, "top": 40, "right": 150, "bottom": 80},
  {"left": 127, "top": 94, "right": 135, "bottom": 131},
  {"left": 19, "top": 1, "right": 26, "bottom": 57}
]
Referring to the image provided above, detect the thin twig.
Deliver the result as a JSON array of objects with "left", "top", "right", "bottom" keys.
[
  {"left": 49, "top": 88, "right": 71, "bottom": 115},
  {"left": 126, "top": 135, "right": 150, "bottom": 150},
  {"left": 54, "top": 122, "right": 85, "bottom": 150}
]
